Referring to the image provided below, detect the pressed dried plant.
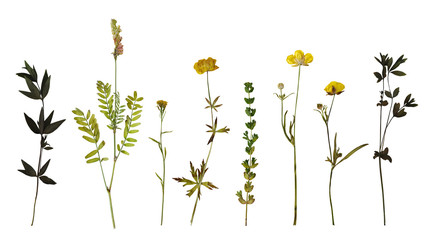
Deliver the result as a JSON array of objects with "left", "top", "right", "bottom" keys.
[
  {"left": 373, "top": 53, "right": 417, "bottom": 225},
  {"left": 17, "top": 61, "right": 65, "bottom": 226},
  {"left": 72, "top": 19, "right": 143, "bottom": 228},
  {"left": 174, "top": 57, "right": 230, "bottom": 225},
  {"left": 315, "top": 81, "right": 367, "bottom": 225},
  {"left": 149, "top": 100, "right": 172, "bottom": 225},
  {"left": 236, "top": 82, "right": 258, "bottom": 226},
  {"left": 275, "top": 50, "right": 313, "bottom": 225}
]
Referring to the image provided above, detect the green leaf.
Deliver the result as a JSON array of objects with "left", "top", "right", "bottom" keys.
[
  {"left": 72, "top": 108, "right": 84, "bottom": 116},
  {"left": 85, "top": 150, "right": 98, "bottom": 159},
  {"left": 83, "top": 135, "right": 96, "bottom": 143},
  {"left": 18, "top": 160, "right": 37, "bottom": 177},
  {"left": 24, "top": 75, "right": 40, "bottom": 99},
  {"left": 149, "top": 137, "right": 160, "bottom": 145},
  {"left": 45, "top": 111, "right": 54, "bottom": 126},
  {"left": 78, "top": 126, "right": 93, "bottom": 136},
  {"left": 39, "top": 176, "right": 56, "bottom": 185},
  {"left": 41, "top": 70, "right": 50, "bottom": 99},
  {"left": 124, "top": 143, "right": 135, "bottom": 147},
  {"left": 132, "top": 115, "right": 141, "bottom": 121},
  {"left": 131, "top": 122, "right": 141, "bottom": 127},
  {"left": 336, "top": 144, "right": 368, "bottom": 166},
  {"left": 392, "top": 87, "right": 399, "bottom": 98},
  {"left": 127, "top": 138, "right": 137, "bottom": 142},
  {"left": 374, "top": 72, "right": 383, "bottom": 82},
  {"left": 39, "top": 159, "right": 51, "bottom": 176},
  {"left": 24, "top": 113, "right": 40, "bottom": 134},
  {"left": 129, "top": 129, "right": 139, "bottom": 134},
  {"left": 155, "top": 172, "right": 162, "bottom": 183},
  {"left": 44, "top": 119, "right": 65, "bottom": 134},
  {"left": 19, "top": 90, "right": 40, "bottom": 100},
  {"left": 385, "top": 91, "right": 392, "bottom": 98},
  {"left": 86, "top": 158, "right": 100, "bottom": 163},
  {"left": 98, "top": 141, "right": 105, "bottom": 150},
  {"left": 121, "top": 150, "right": 129, "bottom": 155},
  {"left": 38, "top": 107, "right": 45, "bottom": 132},
  {"left": 391, "top": 70, "right": 406, "bottom": 76},
  {"left": 132, "top": 110, "right": 142, "bottom": 116}
]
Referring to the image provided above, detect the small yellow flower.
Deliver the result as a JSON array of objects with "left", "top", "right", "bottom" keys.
[
  {"left": 286, "top": 50, "right": 313, "bottom": 67},
  {"left": 278, "top": 83, "right": 284, "bottom": 90},
  {"left": 324, "top": 81, "right": 345, "bottom": 95},
  {"left": 157, "top": 100, "right": 168, "bottom": 110},
  {"left": 194, "top": 57, "right": 219, "bottom": 74}
]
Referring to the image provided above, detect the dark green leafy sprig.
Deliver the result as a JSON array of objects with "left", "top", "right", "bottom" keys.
[
  {"left": 373, "top": 53, "right": 418, "bottom": 225},
  {"left": 236, "top": 82, "right": 259, "bottom": 226},
  {"left": 17, "top": 61, "right": 65, "bottom": 226}
]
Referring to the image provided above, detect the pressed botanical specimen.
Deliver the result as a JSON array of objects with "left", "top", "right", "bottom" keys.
[
  {"left": 275, "top": 50, "right": 313, "bottom": 225},
  {"left": 373, "top": 53, "right": 417, "bottom": 225},
  {"left": 236, "top": 82, "right": 259, "bottom": 226},
  {"left": 174, "top": 57, "right": 230, "bottom": 225},
  {"left": 72, "top": 19, "right": 143, "bottom": 228},
  {"left": 17, "top": 61, "right": 65, "bottom": 226},
  {"left": 315, "top": 81, "right": 367, "bottom": 225},
  {"left": 149, "top": 100, "right": 172, "bottom": 225}
]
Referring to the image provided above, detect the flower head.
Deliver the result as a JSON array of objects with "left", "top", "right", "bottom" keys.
[
  {"left": 324, "top": 81, "right": 345, "bottom": 95},
  {"left": 286, "top": 50, "right": 313, "bottom": 67},
  {"left": 111, "top": 19, "right": 123, "bottom": 59},
  {"left": 194, "top": 57, "right": 219, "bottom": 74},
  {"left": 278, "top": 83, "right": 284, "bottom": 90},
  {"left": 157, "top": 100, "right": 168, "bottom": 110}
]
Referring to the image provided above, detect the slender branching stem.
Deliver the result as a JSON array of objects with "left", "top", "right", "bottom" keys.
[
  {"left": 245, "top": 91, "right": 253, "bottom": 226},
  {"left": 325, "top": 95, "right": 336, "bottom": 225},
  {"left": 329, "top": 166, "right": 335, "bottom": 225},
  {"left": 160, "top": 111, "right": 166, "bottom": 225},
  {"left": 31, "top": 135, "right": 44, "bottom": 226},
  {"left": 292, "top": 65, "right": 301, "bottom": 225},
  {"left": 190, "top": 71, "right": 216, "bottom": 225},
  {"left": 31, "top": 95, "right": 45, "bottom": 226},
  {"left": 378, "top": 74, "right": 388, "bottom": 226}
]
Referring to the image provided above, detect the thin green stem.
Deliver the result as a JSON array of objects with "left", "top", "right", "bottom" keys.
[
  {"left": 31, "top": 99, "right": 45, "bottom": 226},
  {"left": 190, "top": 71, "right": 215, "bottom": 225},
  {"left": 106, "top": 58, "right": 118, "bottom": 229},
  {"left": 378, "top": 73, "right": 387, "bottom": 226},
  {"left": 160, "top": 111, "right": 166, "bottom": 226},
  {"left": 108, "top": 191, "right": 116, "bottom": 228},
  {"left": 31, "top": 136, "right": 44, "bottom": 226},
  {"left": 292, "top": 65, "right": 301, "bottom": 225},
  {"left": 245, "top": 193, "right": 248, "bottom": 226},
  {"left": 329, "top": 166, "right": 335, "bottom": 225},
  {"left": 245, "top": 91, "right": 253, "bottom": 226},
  {"left": 190, "top": 192, "right": 199, "bottom": 225},
  {"left": 326, "top": 95, "right": 336, "bottom": 162}
]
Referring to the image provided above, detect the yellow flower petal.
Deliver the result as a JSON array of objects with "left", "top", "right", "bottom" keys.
[
  {"left": 286, "top": 55, "right": 296, "bottom": 65},
  {"left": 304, "top": 53, "right": 313, "bottom": 64},
  {"left": 294, "top": 50, "right": 304, "bottom": 62},
  {"left": 194, "top": 57, "right": 219, "bottom": 74},
  {"left": 324, "top": 81, "right": 345, "bottom": 95}
]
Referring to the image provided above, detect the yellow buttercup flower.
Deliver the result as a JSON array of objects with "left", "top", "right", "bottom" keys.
[
  {"left": 286, "top": 50, "right": 313, "bottom": 67},
  {"left": 194, "top": 57, "right": 219, "bottom": 74},
  {"left": 324, "top": 81, "right": 345, "bottom": 95}
]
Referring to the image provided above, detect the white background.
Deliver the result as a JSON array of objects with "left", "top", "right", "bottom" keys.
[{"left": 1, "top": 0, "right": 429, "bottom": 239}]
